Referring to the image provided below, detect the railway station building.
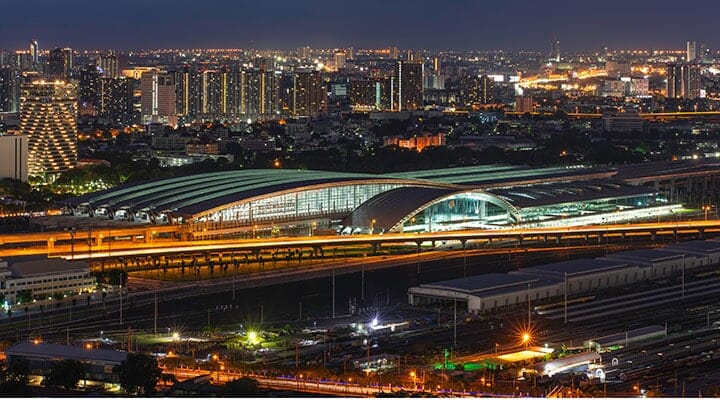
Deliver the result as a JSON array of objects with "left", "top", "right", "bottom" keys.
[{"left": 62, "top": 163, "right": 684, "bottom": 237}]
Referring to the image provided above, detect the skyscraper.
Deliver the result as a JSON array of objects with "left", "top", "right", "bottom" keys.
[
  {"left": 0, "top": 67, "right": 18, "bottom": 112},
  {"left": 393, "top": 61, "right": 423, "bottom": 111},
  {"left": 334, "top": 50, "right": 347, "bottom": 70},
  {"left": 99, "top": 54, "right": 120, "bottom": 78},
  {"left": 243, "top": 68, "right": 280, "bottom": 117},
  {"left": 687, "top": 41, "right": 697, "bottom": 62},
  {"left": 78, "top": 64, "right": 101, "bottom": 110},
  {"left": 19, "top": 81, "right": 78, "bottom": 179},
  {"left": 29, "top": 39, "right": 39, "bottom": 67},
  {"left": 99, "top": 77, "right": 134, "bottom": 125},
  {"left": 666, "top": 63, "right": 701, "bottom": 99},
  {"left": 47, "top": 48, "right": 73, "bottom": 80},
  {"left": 551, "top": 37, "right": 561, "bottom": 63},
  {"left": 140, "top": 71, "right": 177, "bottom": 125},
  {"left": 291, "top": 70, "right": 326, "bottom": 117}
]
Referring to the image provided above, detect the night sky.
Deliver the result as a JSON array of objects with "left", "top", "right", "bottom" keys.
[{"left": 2, "top": 0, "right": 720, "bottom": 51}]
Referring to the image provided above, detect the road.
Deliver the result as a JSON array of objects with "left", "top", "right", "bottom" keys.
[{"left": 1, "top": 219, "right": 718, "bottom": 259}]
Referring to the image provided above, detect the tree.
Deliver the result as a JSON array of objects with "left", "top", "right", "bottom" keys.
[
  {"left": 0, "top": 359, "right": 30, "bottom": 395},
  {"left": 46, "top": 359, "right": 86, "bottom": 390},
  {"left": 114, "top": 353, "right": 161, "bottom": 395},
  {"left": 224, "top": 377, "right": 260, "bottom": 396}
]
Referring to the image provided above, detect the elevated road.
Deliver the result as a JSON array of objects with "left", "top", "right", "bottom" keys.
[
  {"left": 1, "top": 220, "right": 719, "bottom": 260},
  {"left": 37, "top": 220, "right": 720, "bottom": 261}
]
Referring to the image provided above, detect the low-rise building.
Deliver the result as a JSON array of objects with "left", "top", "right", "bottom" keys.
[
  {"left": 0, "top": 258, "right": 95, "bottom": 305},
  {"left": 6, "top": 341, "right": 127, "bottom": 386}
]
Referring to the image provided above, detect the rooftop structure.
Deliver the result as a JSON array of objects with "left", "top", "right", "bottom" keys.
[{"left": 63, "top": 164, "right": 678, "bottom": 235}]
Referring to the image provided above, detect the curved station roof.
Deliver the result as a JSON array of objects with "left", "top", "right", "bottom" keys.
[{"left": 65, "top": 164, "right": 665, "bottom": 232}]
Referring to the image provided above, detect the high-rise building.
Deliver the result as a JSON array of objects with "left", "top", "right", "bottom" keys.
[
  {"left": 515, "top": 96, "right": 534, "bottom": 113},
  {"left": 457, "top": 75, "right": 494, "bottom": 105},
  {"left": 393, "top": 61, "right": 423, "bottom": 111},
  {"left": 242, "top": 68, "right": 280, "bottom": 117},
  {"left": 666, "top": 63, "right": 701, "bottom": 99},
  {"left": 687, "top": 41, "right": 697, "bottom": 62},
  {"left": 291, "top": 70, "right": 326, "bottom": 117},
  {"left": 19, "top": 81, "right": 78, "bottom": 178},
  {"left": 173, "top": 65, "right": 200, "bottom": 119},
  {"left": 140, "top": 72, "right": 177, "bottom": 125},
  {"left": 78, "top": 64, "right": 101, "bottom": 110},
  {"left": 0, "top": 67, "right": 18, "bottom": 112},
  {"left": 346, "top": 47, "right": 354, "bottom": 60},
  {"left": 98, "top": 54, "right": 120, "bottom": 78},
  {"left": 334, "top": 50, "right": 347, "bottom": 70},
  {"left": 390, "top": 46, "right": 399, "bottom": 60},
  {"left": 297, "top": 46, "right": 311, "bottom": 60},
  {"left": 433, "top": 56, "right": 441, "bottom": 74},
  {"left": 0, "top": 135, "right": 29, "bottom": 182},
  {"left": 29, "top": 40, "right": 39, "bottom": 66},
  {"left": 349, "top": 78, "right": 374, "bottom": 109},
  {"left": 47, "top": 48, "right": 73, "bottom": 80},
  {"left": 551, "top": 37, "right": 561, "bottom": 63},
  {"left": 99, "top": 77, "right": 134, "bottom": 124}
]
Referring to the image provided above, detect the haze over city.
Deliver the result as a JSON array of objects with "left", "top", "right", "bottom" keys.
[
  {"left": 3, "top": 0, "right": 720, "bottom": 398},
  {"left": 2, "top": 0, "right": 720, "bottom": 50}
]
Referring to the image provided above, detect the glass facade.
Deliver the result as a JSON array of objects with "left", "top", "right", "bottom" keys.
[
  {"left": 199, "top": 182, "right": 404, "bottom": 224},
  {"left": 401, "top": 193, "right": 517, "bottom": 232}
]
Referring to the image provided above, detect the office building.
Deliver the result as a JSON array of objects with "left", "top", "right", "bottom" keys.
[
  {"left": 687, "top": 41, "right": 697, "bottom": 62},
  {"left": 666, "top": 63, "right": 701, "bottom": 99},
  {"left": 551, "top": 37, "right": 561, "bottom": 62},
  {"left": 602, "top": 110, "right": 643, "bottom": 132},
  {"left": 29, "top": 39, "right": 39, "bottom": 66},
  {"left": 19, "top": 81, "right": 78, "bottom": 178},
  {"left": 393, "top": 61, "right": 423, "bottom": 111},
  {"left": 47, "top": 48, "right": 72, "bottom": 80},
  {"left": 140, "top": 71, "right": 177, "bottom": 125},
  {"left": 0, "top": 67, "right": 17, "bottom": 112},
  {"left": 297, "top": 46, "right": 311, "bottom": 59},
  {"left": 291, "top": 70, "right": 326, "bottom": 117},
  {"left": 334, "top": 50, "right": 347, "bottom": 69},
  {"left": 98, "top": 54, "right": 120, "bottom": 78},
  {"left": 0, "top": 135, "right": 28, "bottom": 181}
]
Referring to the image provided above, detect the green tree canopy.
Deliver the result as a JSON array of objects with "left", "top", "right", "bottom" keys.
[
  {"left": 0, "top": 359, "right": 30, "bottom": 395},
  {"left": 46, "top": 359, "right": 86, "bottom": 390},
  {"left": 114, "top": 353, "right": 161, "bottom": 395},
  {"left": 224, "top": 377, "right": 260, "bottom": 396}
]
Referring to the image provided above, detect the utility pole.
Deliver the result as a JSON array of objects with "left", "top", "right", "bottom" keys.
[
  {"left": 528, "top": 283, "right": 532, "bottom": 328},
  {"left": 361, "top": 262, "right": 365, "bottom": 301},
  {"left": 564, "top": 272, "right": 568, "bottom": 323},
  {"left": 332, "top": 267, "right": 336, "bottom": 318},
  {"left": 260, "top": 304, "right": 264, "bottom": 326},
  {"left": 119, "top": 284, "right": 123, "bottom": 325},
  {"left": 453, "top": 295, "right": 457, "bottom": 346},
  {"left": 154, "top": 290, "right": 158, "bottom": 335}
]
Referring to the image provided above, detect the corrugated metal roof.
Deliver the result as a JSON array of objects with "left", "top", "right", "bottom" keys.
[{"left": 7, "top": 341, "right": 127, "bottom": 364}]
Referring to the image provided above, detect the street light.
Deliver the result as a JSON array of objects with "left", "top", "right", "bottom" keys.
[
  {"left": 370, "top": 219, "right": 376, "bottom": 234},
  {"left": 703, "top": 205, "right": 711, "bottom": 220},
  {"left": 522, "top": 332, "right": 531, "bottom": 350},
  {"left": 410, "top": 371, "right": 417, "bottom": 390}
]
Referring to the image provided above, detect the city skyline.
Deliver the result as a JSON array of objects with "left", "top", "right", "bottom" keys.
[{"left": 1, "top": 0, "right": 720, "bottom": 52}]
